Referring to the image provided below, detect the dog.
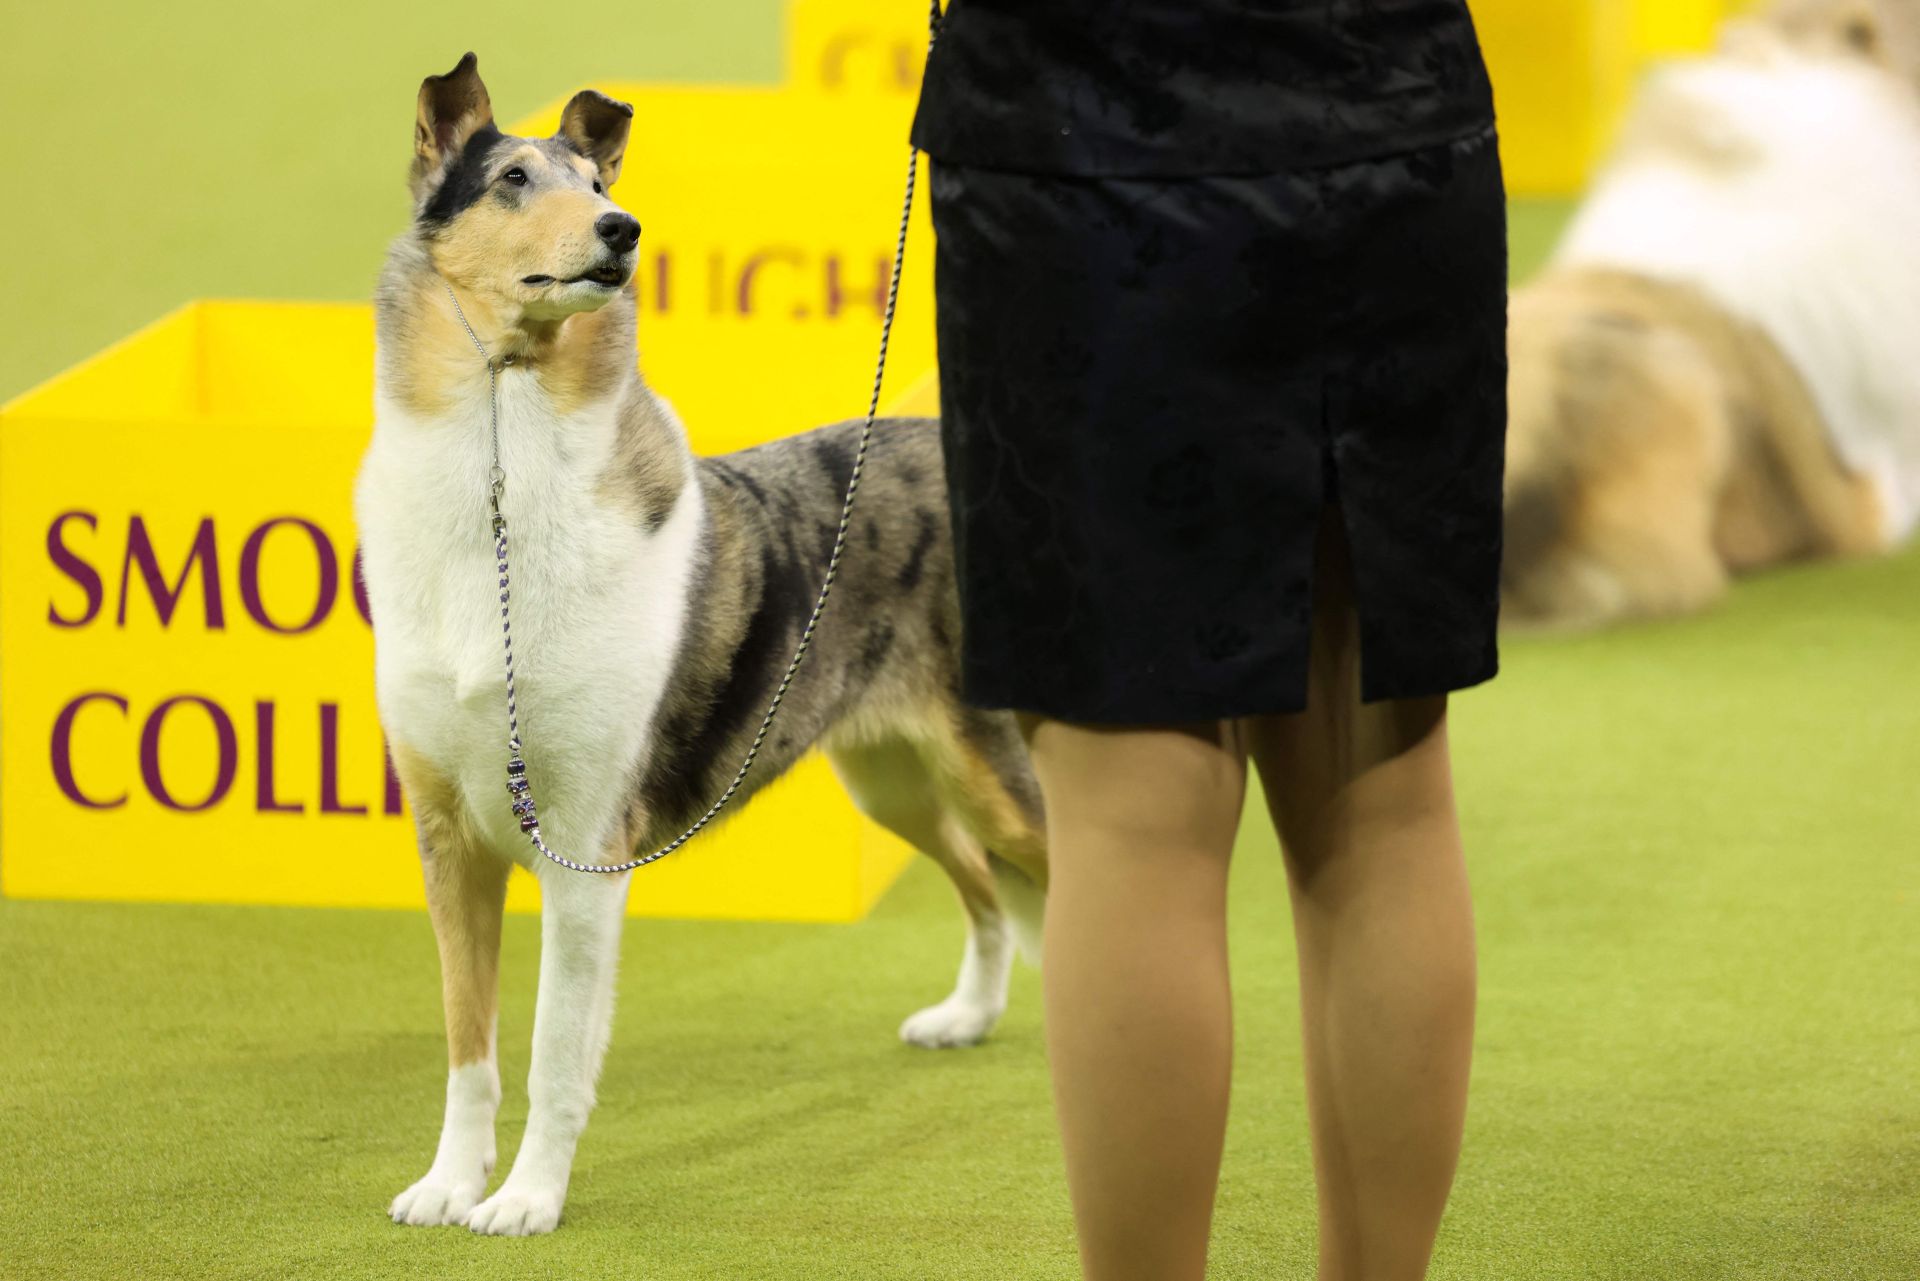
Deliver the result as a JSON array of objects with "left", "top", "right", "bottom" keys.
[
  {"left": 354, "top": 54, "right": 1048, "bottom": 1236},
  {"left": 1501, "top": 0, "right": 1920, "bottom": 629}
]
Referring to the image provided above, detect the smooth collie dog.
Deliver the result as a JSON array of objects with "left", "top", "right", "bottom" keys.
[
  {"left": 356, "top": 55, "right": 1047, "bottom": 1236},
  {"left": 1503, "top": 0, "right": 1920, "bottom": 628}
]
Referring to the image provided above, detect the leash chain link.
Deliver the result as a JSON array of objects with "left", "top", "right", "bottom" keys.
[{"left": 441, "top": 0, "right": 942, "bottom": 875}]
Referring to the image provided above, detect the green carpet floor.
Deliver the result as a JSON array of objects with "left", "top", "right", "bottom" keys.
[
  {"left": 6, "top": 2, "right": 1919, "bottom": 1277},
  {"left": 5, "top": 539, "right": 1919, "bottom": 1279}
]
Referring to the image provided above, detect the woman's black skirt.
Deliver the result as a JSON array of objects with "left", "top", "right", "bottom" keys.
[{"left": 929, "top": 123, "right": 1510, "bottom": 723}]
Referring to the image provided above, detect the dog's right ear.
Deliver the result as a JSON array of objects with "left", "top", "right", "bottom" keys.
[{"left": 411, "top": 53, "right": 494, "bottom": 198}]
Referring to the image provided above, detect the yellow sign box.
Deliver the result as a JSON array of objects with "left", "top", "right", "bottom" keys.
[
  {"left": 1635, "top": 0, "right": 1745, "bottom": 60},
  {"left": 0, "top": 82, "right": 943, "bottom": 922},
  {"left": 1467, "top": 0, "right": 1631, "bottom": 197},
  {"left": 787, "top": 0, "right": 929, "bottom": 95},
  {"left": 1474, "top": 0, "right": 1740, "bottom": 194}
]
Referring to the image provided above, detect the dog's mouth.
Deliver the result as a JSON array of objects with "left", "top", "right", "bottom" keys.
[{"left": 521, "top": 265, "right": 628, "bottom": 289}]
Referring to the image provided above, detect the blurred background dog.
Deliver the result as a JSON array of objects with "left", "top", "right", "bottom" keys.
[{"left": 1502, "top": 0, "right": 1920, "bottom": 628}]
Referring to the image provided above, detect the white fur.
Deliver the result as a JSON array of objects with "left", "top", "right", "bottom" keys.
[
  {"left": 357, "top": 352, "right": 699, "bottom": 1235},
  {"left": 989, "top": 856, "right": 1046, "bottom": 966},
  {"left": 899, "top": 916, "right": 1012, "bottom": 1048},
  {"left": 468, "top": 865, "right": 631, "bottom": 1235},
  {"left": 1556, "top": 49, "right": 1920, "bottom": 538},
  {"left": 389, "top": 1057, "right": 500, "bottom": 1226},
  {"left": 356, "top": 369, "right": 702, "bottom": 861}
]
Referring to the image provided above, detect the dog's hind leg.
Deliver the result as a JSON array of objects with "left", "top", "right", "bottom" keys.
[
  {"left": 828, "top": 738, "right": 1014, "bottom": 1048},
  {"left": 389, "top": 755, "right": 512, "bottom": 1228},
  {"left": 466, "top": 854, "right": 632, "bottom": 1236},
  {"left": 924, "top": 707, "right": 1050, "bottom": 960}
]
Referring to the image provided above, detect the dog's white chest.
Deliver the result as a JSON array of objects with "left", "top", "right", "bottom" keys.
[{"left": 355, "top": 374, "right": 699, "bottom": 857}]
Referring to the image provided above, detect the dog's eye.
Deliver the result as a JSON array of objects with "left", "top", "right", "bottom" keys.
[
  {"left": 502, "top": 167, "right": 528, "bottom": 187},
  {"left": 593, "top": 180, "right": 603, "bottom": 194}
]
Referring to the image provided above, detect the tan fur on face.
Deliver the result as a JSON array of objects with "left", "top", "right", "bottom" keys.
[
  {"left": 393, "top": 744, "right": 510, "bottom": 1068},
  {"left": 378, "top": 220, "right": 642, "bottom": 422},
  {"left": 389, "top": 65, "right": 639, "bottom": 418},
  {"left": 429, "top": 147, "right": 613, "bottom": 309}
]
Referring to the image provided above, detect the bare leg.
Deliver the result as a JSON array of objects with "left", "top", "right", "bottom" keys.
[
  {"left": 466, "top": 857, "right": 632, "bottom": 1236},
  {"left": 1249, "top": 514, "right": 1477, "bottom": 1281},
  {"left": 1028, "top": 717, "right": 1248, "bottom": 1281},
  {"left": 389, "top": 794, "right": 511, "bottom": 1227}
]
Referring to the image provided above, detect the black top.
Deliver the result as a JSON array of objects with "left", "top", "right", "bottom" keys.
[{"left": 909, "top": 0, "right": 1496, "bottom": 176}]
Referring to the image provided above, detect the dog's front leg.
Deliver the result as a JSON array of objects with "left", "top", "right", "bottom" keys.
[
  {"left": 390, "top": 804, "right": 511, "bottom": 1227},
  {"left": 466, "top": 860, "right": 631, "bottom": 1236}
]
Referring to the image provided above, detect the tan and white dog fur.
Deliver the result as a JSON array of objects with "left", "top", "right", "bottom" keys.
[
  {"left": 355, "top": 56, "right": 1047, "bottom": 1236},
  {"left": 1502, "top": 0, "right": 1920, "bottom": 628}
]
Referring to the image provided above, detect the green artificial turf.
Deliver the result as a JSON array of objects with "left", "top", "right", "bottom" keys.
[
  {"left": 5, "top": 540, "right": 1920, "bottom": 1280},
  {"left": 6, "top": 3, "right": 1919, "bottom": 1277}
]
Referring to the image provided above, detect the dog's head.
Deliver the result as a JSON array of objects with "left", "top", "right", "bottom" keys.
[
  {"left": 1746, "top": 0, "right": 1920, "bottom": 88},
  {"left": 408, "top": 54, "right": 639, "bottom": 322}
]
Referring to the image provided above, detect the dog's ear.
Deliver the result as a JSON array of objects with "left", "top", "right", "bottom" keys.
[
  {"left": 557, "top": 90, "right": 634, "bottom": 189},
  {"left": 1801, "top": 0, "right": 1920, "bottom": 85},
  {"left": 1822, "top": 0, "right": 1888, "bottom": 57},
  {"left": 1765, "top": 0, "right": 1920, "bottom": 80},
  {"left": 1868, "top": 0, "right": 1920, "bottom": 87},
  {"left": 412, "top": 53, "right": 494, "bottom": 196}
]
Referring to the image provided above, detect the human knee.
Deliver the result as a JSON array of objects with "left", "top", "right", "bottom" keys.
[{"left": 1028, "top": 719, "right": 1246, "bottom": 848}]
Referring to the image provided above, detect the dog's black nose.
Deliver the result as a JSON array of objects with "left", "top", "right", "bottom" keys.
[{"left": 595, "top": 212, "right": 641, "bottom": 254}]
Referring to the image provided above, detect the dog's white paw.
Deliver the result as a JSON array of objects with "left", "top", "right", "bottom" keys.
[
  {"left": 466, "top": 1180, "right": 564, "bottom": 1236},
  {"left": 390, "top": 1168, "right": 489, "bottom": 1227},
  {"left": 899, "top": 996, "right": 1003, "bottom": 1049}
]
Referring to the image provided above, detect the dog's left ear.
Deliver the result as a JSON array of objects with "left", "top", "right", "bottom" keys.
[{"left": 558, "top": 90, "right": 634, "bottom": 189}]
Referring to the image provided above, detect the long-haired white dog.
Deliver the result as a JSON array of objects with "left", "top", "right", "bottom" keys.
[{"left": 1502, "top": 0, "right": 1920, "bottom": 627}]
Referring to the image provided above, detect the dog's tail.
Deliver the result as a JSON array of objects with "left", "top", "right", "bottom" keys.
[{"left": 988, "top": 854, "right": 1045, "bottom": 966}]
